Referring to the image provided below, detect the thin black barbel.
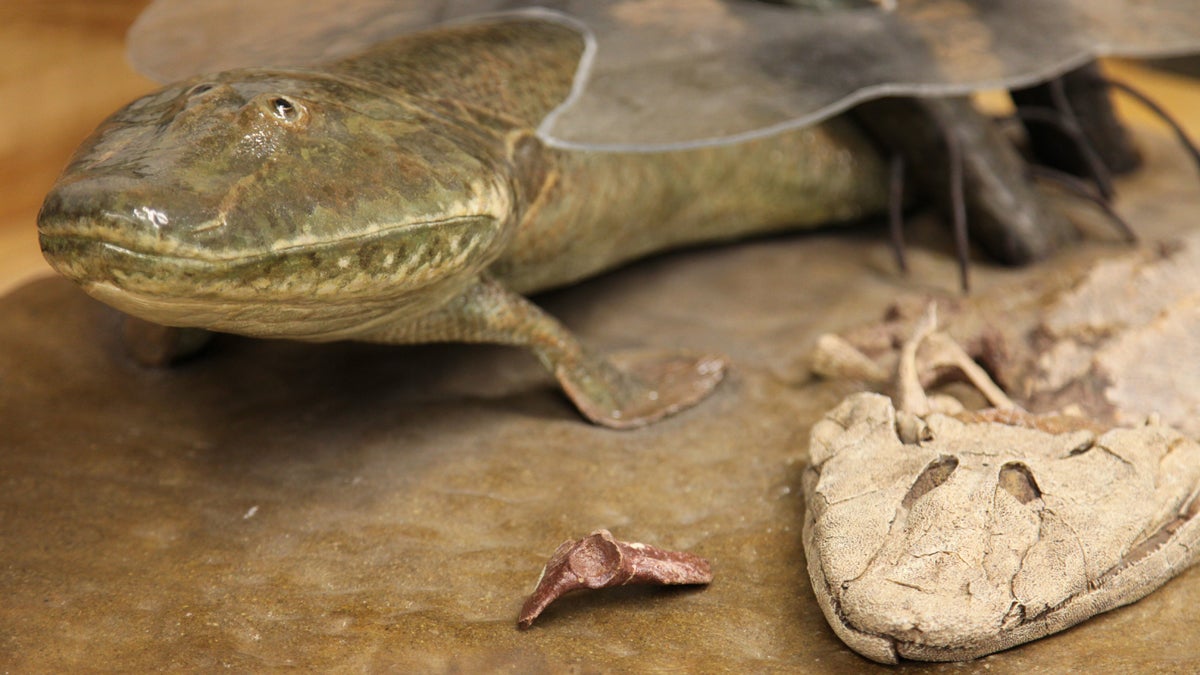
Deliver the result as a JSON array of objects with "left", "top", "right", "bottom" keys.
[
  {"left": 1103, "top": 78, "right": 1200, "bottom": 177},
  {"left": 1013, "top": 105, "right": 1116, "bottom": 201},
  {"left": 943, "top": 125, "right": 970, "bottom": 293},
  {"left": 1029, "top": 165, "right": 1136, "bottom": 243},
  {"left": 888, "top": 155, "right": 908, "bottom": 274}
]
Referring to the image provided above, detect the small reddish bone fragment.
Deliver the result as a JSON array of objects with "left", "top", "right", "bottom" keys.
[{"left": 517, "top": 529, "right": 713, "bottom": 629}]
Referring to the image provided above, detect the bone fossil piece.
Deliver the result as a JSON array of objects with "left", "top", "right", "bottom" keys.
[
  {"left": 518, "top": 530, "right": 712, "bottom": 629},
  {"left": 803, "top": 306, "right": 1200, "bottom": 663}
]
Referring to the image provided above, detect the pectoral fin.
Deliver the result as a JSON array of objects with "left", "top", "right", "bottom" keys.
[
  {"left": 364, "top": 276, "right": 726, "bottom": 428},
  {"left": 555, "top": 347, "right": 726, "bottom": 429}
]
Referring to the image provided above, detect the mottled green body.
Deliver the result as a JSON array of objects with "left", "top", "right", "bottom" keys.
[
  {"left": 497, "top": 120, "right": 883, "bottom": 295},
  {"left": 39, "top": 17, "right": 886, "bottom": 426}
]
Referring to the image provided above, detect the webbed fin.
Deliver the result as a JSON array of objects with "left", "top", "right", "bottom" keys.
[{"left": 362, "top": 276, "right": 725, "bottom": 428}]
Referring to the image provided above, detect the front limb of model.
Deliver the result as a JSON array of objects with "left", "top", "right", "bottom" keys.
[{"left": 361, "top": 275, "right": 726, "bottom": 428}]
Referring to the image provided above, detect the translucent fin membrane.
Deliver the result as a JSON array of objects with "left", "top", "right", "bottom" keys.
[{"left": 128, "top": 0, "right": 1200, "bottom": 150}]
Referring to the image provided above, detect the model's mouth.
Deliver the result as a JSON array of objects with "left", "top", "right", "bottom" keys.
[
  {"left": 38, "top": 211, "right": 504, "bottom": 340},
  {"left": 39, "top": 207, "right": 499, "bottom": 263},
  {"left": 39, "top": 198, "right": 501, "bottom": 274},
  {"left": 36, "top": 235, "right": 469, "bottom": 341},
  {"left": 39, "top": 232, "right": 206, "bottom": 287}
]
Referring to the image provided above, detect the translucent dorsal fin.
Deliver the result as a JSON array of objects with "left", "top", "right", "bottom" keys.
[{"left": 128, "top": 0, "right": 1200, "bottom": 150}]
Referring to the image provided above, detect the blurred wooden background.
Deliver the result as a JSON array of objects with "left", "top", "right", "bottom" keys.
[
  {"left": 0, "top": 0, "right": 154, "bottom": 294},
  {"left": 2, "top": 1, "right": 1199, "bottom": 295}
]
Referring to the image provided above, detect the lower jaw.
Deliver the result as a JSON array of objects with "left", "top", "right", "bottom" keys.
[
  {"left": 82, "top": 281, "right": 398, "bottom": 342},
  {"left": 42, "top": 234, "right": 478, "bottom": 342},
  {"left": 41, "top": 237, "right": 394, "bottom": 340}
]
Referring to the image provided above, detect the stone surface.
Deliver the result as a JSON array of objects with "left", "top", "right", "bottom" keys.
[{"left": 4, "top": 130, "right": 1200, "bottom": 670}]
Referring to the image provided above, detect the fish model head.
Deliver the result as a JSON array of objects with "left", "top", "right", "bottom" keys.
[{"left": 38, "top": 69, "right": 515, "bottom": 340}]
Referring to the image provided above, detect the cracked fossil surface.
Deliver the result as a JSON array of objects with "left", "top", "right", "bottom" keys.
[
  {"left": 803, "top": 390, "right": 1200, "bottom": 663},
  {"left": 811, "top": 227, "right": 1200, "bottom": 441}
]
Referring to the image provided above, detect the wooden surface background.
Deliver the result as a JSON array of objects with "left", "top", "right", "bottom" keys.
[{"left": 1, "top": 0, "right": 154, "bottom": 294}]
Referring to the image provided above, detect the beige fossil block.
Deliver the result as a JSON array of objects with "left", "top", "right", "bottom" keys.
[{"left": 804, "top": 392, "right": 1200, "bottom": 663}]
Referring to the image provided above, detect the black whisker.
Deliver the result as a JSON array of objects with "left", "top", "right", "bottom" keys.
[
  {"left": 1029, "top": 165, "right": 1137, "bottom": 243},
  {"left": 943, "top": 126, "right": 970, "bottom": 293},
  {"left": 1013, "top": 106, "right": 1116, "bottom": 201},
  {"left": 1103, "top": 78, "right": 1200, "bottom": 177},
  {"left": 888, "top": 155, "right": 908, "bottom": 274}
]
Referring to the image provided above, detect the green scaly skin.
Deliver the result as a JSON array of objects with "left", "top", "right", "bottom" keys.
[{"left": 37, "top": 18, "right": 888, "bottom": 428}]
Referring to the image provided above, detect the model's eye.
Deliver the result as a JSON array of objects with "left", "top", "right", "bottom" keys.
[
  {"left": 187, "top": 83, "right": 215, "bottom": 97},
  {"left": 271, "top": 97, "right": 298, "bottom": 121},
  {"left": 253, "top": 94, "right": 307, "bottom": 127}
]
